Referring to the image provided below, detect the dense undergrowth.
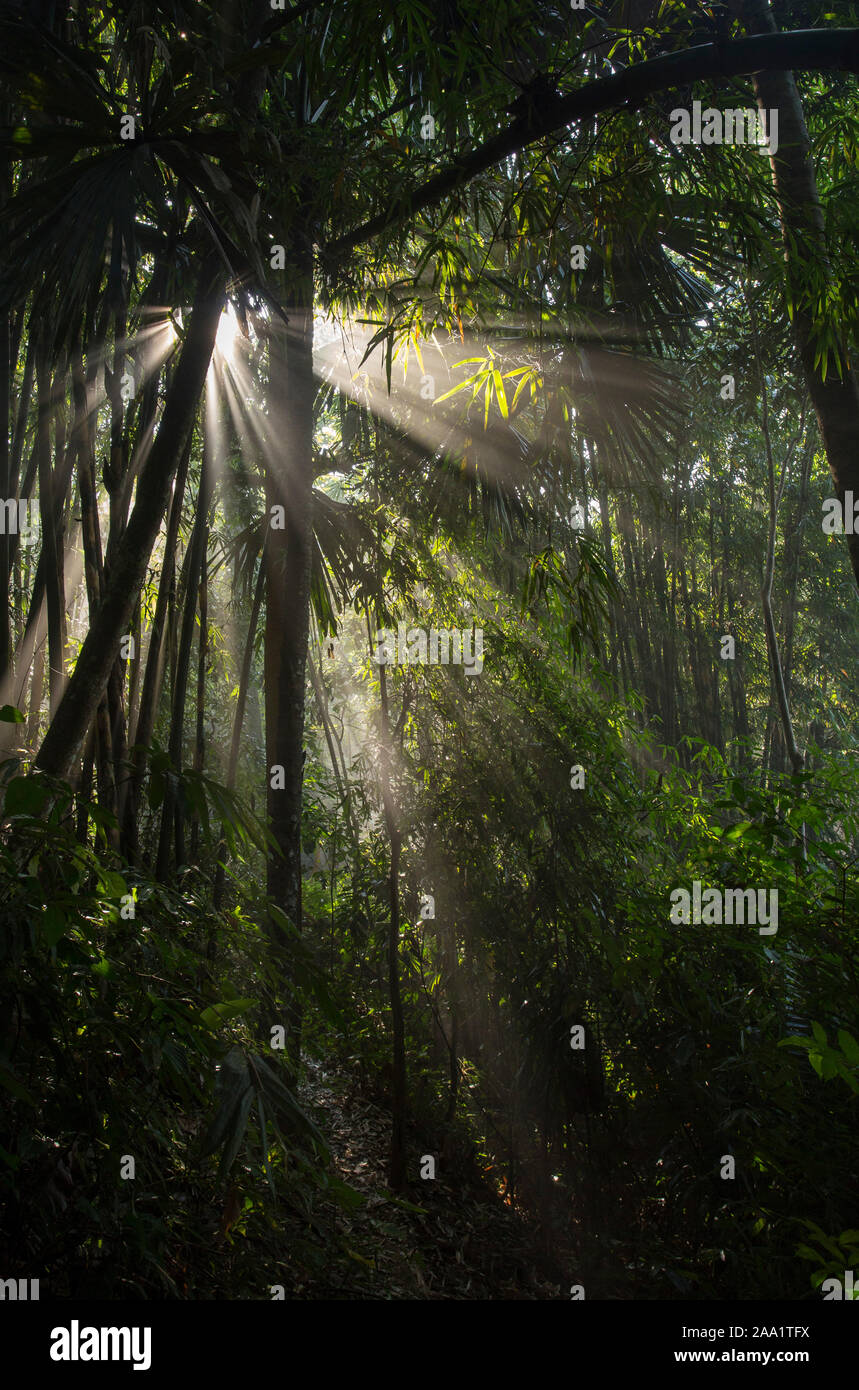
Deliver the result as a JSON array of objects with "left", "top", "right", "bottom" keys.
[{"left": 1, "top": 710, "right": 856, "bottom": 1300}]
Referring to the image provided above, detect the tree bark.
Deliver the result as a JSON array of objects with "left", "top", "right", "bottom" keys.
[
  {"left": 121, "top": 430, "right": 193, "bottom": 857},
  {"left": 0, "top": 306, "right": 9, "bottom": 686},
  {"left": 263, "top": 249, "right": 315, "bottom": 1072},
  {"left": 26, "top": 636, "right": 44, "bottom": 748},
  {"left": 213, "top": 546, "right": 266, "bottom": 911},
  {"left": 737, "top": 0, "right": 859, "bottom": 594},
  {"left": 156, "top": 420, "right": 213, "bottom": 877},
  {"left": 36, "top": 347, "right": 66, "bottom": 717},
  {"left": 376, "top": 633, "right": 407, "bottom": 1192},
  {"left": 189, "top": 512, "right": 208, "bottom": 863},
  {"left": 779, "top": 433, "right": 813, "bottom": 709},
  {"left": 35, "top": 261, "right": 224, "bottom": 780},
  {"left": 0, "top": 328, "right": 36, "bottom": 689},
  {"left": 127, "top": 593, "right": 141, "bottom": 756},
  {"left": 749, "top": 292, "right": 805, "bottom": 779},
  {"left": 307, "top": 644, "right": 357, "bottom": 841}
]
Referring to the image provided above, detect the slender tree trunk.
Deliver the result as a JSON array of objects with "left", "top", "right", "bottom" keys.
[
  {"left": 736, "top": 0, "right": 859, "bottom": 594},
  {"left": 127, "top": 594, "right": 141, "bottom": 753},
  {"left": 443, "top": 908, "right": 460, "bottom": 1126},
  {"left": 617, "top": 493, "right": 654, "bottom": 710},
  {"left": 76, "top": 723, "right": 96, "bottom": 844},
  {"left": 36, "top": 348, "right": 66, "bottom": 717},
  {"left": 376, "top": 633, "right": 407, "bottom": 1192},
  {"left": 367, "top": 421, "right": 408, "bottom": 1188},
  {"left": 121, "top": 431, "right": 193, "bottom": 857},
  {"left": 668, "top": 457, "right": 683, "bottom": 747},
  {"left": 591, "top": 443, "right": 619, "bottom": 684},
  {"left": 9, "top": 327, "right": 35, "bottom": 514},
  {"left": 0, "top": 423, "right": 78, "bottom": 746},
  {"left": 94, "top": 692, "right": 116, "bottom": 822},
  {"left": 35, "top": 261, "right": 224, "bottom": 781},
  {"left": 649, "top": 521, "right": 673, "bottom": 740},
  {"left": 0, "top": 329, "right": 36, "bottom": 691},
  {"left": 106, "top": 323, "right": 164, "bottom": 809},
  {"left": 213, "top": 548, "right": 266, "bottom": 911},
  {"left": 707, "top": 489, "right": 725, "bottom": 753},
  {"left": 751, "top": 298, "right": 805, "bottom": 779},
  {"left": 263, "top": 249, "right": 315, "bottom": 1074},
  {"left": 307, "top": 645, "right": 356, "bottom": 840},
  {"left": 679, "top": 560, "right": 707, "bottom": 734},
  {"left": 26, "top": 638, "right": 45, "bottom": 749},
  {"left": 726, "top": 583, "right": 752, "bottom": 763},
  {"left": 71, "top": 354, "right": 118, "bottom": 809},
  {"left": 780, "top": 432, "right": 813, "bottom": 708},
  {"left": 189, "top": 516, "right": 208, "bottom": 863},
  {"left": 105, "top": 300, "right": 128, "bottom": 554},
  {"left": 0, "top": 145, "right": 14, "bottom": 688},
  {"left": 0, "top": 305, "right": 9, "bottom": 686},
  {"left": 73, "top": 355, "right": 104, "bottom": 612},
  {"left": 157, "top": 422, "right": 212, "bottom": 877}
]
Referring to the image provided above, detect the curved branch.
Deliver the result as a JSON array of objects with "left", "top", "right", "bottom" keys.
[{"left": 325, "top": 29, "right": 859, "bottom": 257}]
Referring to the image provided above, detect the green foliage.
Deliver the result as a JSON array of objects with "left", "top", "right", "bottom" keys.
[
  {"left": 2, "top": 0, "right": 859, "bottom": 1304},
  {"left": 0, "top": 781, "right": 350, "bottom": 1296}
]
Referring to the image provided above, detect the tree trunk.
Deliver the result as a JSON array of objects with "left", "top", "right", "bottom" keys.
[
  {"left": 0, "top": 328, "right": 36, "bottom": 690},
  {"left": 189, "top": 513, "right": 208, "bottom": 863},
  {"left": 376, "top": 639, "right": 407, "bottom": 1192},
  {"left": 0, "top": 145, "right": 13, "bottom": 688},
  {"left": 71, "top": 353, "right": 118, "bottom": 811},
  {"left": 35, "top": 261, "right": 224, "bottom": 780},
  {"left": 106, "top": 322, "right": 165, "bottom": 810},
  {"left": 679, "top": 559, "right": 708, "bottom": 736},
  {"left": 750, "top": 295, "right": 805, "bottom": 779},
  {"left": 263, "top": 251, "right": 315, "bottom": 1072},
  {"left": 26, "top": 637, "right": 45, "bottom": 749},
  {"left": 738, "top": 0, "right": 859, "bottom": 594},
  {"left": 36, "top": 348, "right": 66, "bottom": 717},
  {"left": 0, "top": 305, "right": 9, "bottom": 686},
  {"left": 591, "top": 441, "right": 619, "bottom": 684},
  {"left": 307, "top": 644, "right": 357, "bottom": 841},
  {"left": 76, "top": 722, "right": 96, "bottom": 844},
  {"left": 213, "top": 546, "right": 266, "bottom": 911},
  {"left": 780, "top": 433, "right": 813, "bottom": 705},
  {"left": 156, "top": 420, "right": 212, "bottom": 878},
  {"left": 726, "top": 582, "right": 752, "bottom": 762},
  {"left": 127, "top": 594, "right": 141, "bottom": 755},
  {"left": 121, "top": 430, "right": 193, "bottom": 858}
]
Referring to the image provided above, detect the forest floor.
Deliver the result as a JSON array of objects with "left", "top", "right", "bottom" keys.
[{"left": 286, "top": 1056, "right": 572, "bottom": 1299}]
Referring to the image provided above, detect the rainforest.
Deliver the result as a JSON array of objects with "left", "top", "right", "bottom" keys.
[{"left": 0, "top": 0, "right": 857, "bottom": 1331}]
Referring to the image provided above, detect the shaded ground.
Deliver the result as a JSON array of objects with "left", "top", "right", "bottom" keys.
[{"left": 289, "top": 1056, "right": 571, "bottom": 1299}]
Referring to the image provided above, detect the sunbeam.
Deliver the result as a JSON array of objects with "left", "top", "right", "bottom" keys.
[{"left": 215, "top": 304, "right": 241, "bottom": 363}]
